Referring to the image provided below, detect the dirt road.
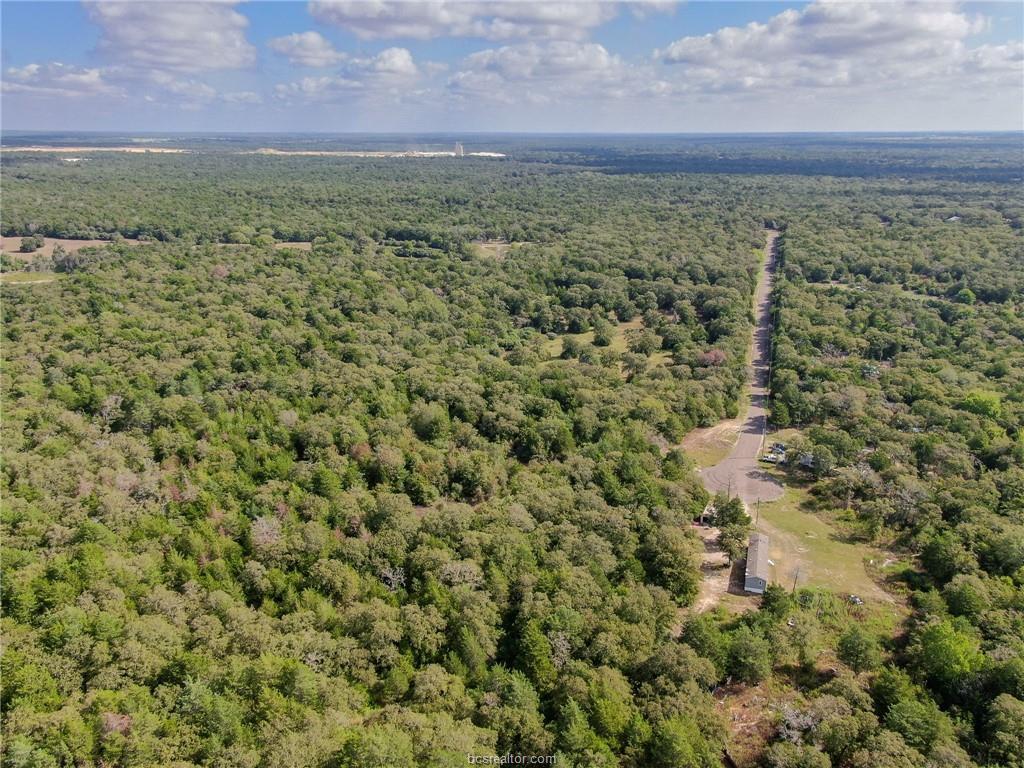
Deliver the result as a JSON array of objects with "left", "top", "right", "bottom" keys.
[{"left": 699, "top": 230, "right": 784, "bottom": 506}]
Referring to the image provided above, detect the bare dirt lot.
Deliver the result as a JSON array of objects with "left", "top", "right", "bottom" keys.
[
  {"left": 474, "top": 240, "right": 513, "bottom": 259},
  {"left": 691, "top": 524, "right": 735, "bottom": 613},
  {"left": 680, "top": 419, "right": 743, "bottom": 469}
]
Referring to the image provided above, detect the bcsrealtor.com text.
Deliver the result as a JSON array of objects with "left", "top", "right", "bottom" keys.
[{"left": 467, "top": 754, "right": 556, "bottom": 765}]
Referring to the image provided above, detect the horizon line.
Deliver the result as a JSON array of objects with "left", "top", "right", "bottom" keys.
[{"left": 3, "top": 129, "right": 1024, "bottom": 137}]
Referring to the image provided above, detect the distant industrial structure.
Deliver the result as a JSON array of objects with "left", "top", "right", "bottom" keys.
[
  {"left": 454, "top": 142, "right": 464, "bottom": 158},
  {"left": 744, "top": 533, "right": 770, "bottom": 594}
]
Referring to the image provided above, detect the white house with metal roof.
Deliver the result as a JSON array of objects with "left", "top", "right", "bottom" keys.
[{"left": 744, "top": 532, "right": 770, "bottom": 594}]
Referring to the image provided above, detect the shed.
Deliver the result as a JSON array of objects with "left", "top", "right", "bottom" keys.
[{"left": 744, "top": 533, "right": 770, "bottom": 594}]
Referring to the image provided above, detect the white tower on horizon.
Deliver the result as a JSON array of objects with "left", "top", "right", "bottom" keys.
[{"left": 455, "top": 142, "right": 464, "bottom": 158}]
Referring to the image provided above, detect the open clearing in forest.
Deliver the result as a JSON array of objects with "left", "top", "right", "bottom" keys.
[
  {"left": 273, "top": 241, "right": 313, "bottom": 251},
  {"left": 679, "top": 419, "right": 743, "bottom": 468},
  {"left": 754, "top": 481, "right": 904, "bottom": 611},
  {"left": 692, "top": 231, "right": 902, "bottom": 614},
  {"left": 474, "top": 240, "right": 514, "bottom": 259},
  {"left": 1, "top": 236, "right": 140, "bottom": 259},
  {"left": 689, "top": 524, "right": 754, "bottom": 615},
  {"left": 0, "top": 272, "right": 61, "bottom": 285},
  {"left": 717, "top": 680, "right": 794, "bottom": 768},
  {"left": 543, "top": 317, "right": 672, "bottom": 366}
]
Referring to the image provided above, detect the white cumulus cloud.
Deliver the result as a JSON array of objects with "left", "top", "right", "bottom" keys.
[
  {"left": 357, "top": 46, "right": 419, "bottom": 76},
  {"left": 5, "top": 3, "right": 263, "bottom": 110},
  {"left": 656, "top": 1, "right": 1019, "bottom": 94},
  {"left": 86, "top": 1, "right": 257, "bottom": 73},
  {"left": 268, "top": 31, "right": 348, "bottom": 67},
  {"left": 308, "top": 0, "right": 620, "bottom": 40},
  {"left": 2, "top": 62, "right": 124, "bottom": 99},
  {"left": 448, "top": 41, "right": 662, "bottom": 104},
  {"left": 223, "top": 90, "right": 263, "bottom": 104},
  {"left": 275, "top": 47, "right": 420, "bottom": 102}
]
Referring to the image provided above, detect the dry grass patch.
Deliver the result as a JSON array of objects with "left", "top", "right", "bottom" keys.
[
  {"left": 716, "top": 680, "right": 794, "bottom": 768},
  {"left": 0, "top": 272, "right": 61, "bottom": 285},
  {"left": 1, "top": 236, "right": 139, "bottom": 260},
  {"left": 754, "top": 482, "right": 902, "bottom": 614},
  {"left": 541, "top": 317, "right": 676, "bottom": 382},
  {"left": 474, "top": 240, "right": 514, "bottom": 259},
  {"left": 544, "top": 317, "right": 649, "bottom": 357},
  {"left": 679, "top": 421, "right": 742, "bottom": 468}
]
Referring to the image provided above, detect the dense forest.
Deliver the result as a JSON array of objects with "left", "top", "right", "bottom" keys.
[
  {"left": 1, "top": 141, "right": 1022, "bottom": 768},
  {"left": 766, "top": 199, "right": 1024, "bottom": 768}
]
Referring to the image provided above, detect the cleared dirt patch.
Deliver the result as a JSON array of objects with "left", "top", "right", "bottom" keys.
[
  {"left": 474, "top": 240, "right": 513, "bottom": 259},
  {"left": 1, "top": 236, "right": 140, "bottom": 260},
  {"left": 691, "top": 524, "right": 735, "bottom": 613},
  {"left": 717, "top": 681, "right": 789, "bottom": 768},
  {"left": 679, "top": 419, "right": 743, "bottom": 468},
  {"left": 273, "top": 241, "right": 313, "bottom": 251}
]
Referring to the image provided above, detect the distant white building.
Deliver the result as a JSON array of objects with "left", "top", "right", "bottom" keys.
[
  {"left": 744, "top": 533, "right": 770, "bottom": 594},
  {"left": 454, "top": 142, "right": 464, "bottom": 158}
]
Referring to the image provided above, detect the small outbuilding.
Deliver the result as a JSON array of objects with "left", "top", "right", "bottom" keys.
[{"left": 744, "top": 533, "right": 770, "bottom": 594}]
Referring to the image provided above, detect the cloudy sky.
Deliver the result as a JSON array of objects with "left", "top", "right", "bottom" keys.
[{"left": 2, "top": 1, "right": 1021, "bottom": 132}]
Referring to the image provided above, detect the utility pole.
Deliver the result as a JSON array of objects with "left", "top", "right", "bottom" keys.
[{"left": 791, "top": 565, "right": 801, "bottom": 593}]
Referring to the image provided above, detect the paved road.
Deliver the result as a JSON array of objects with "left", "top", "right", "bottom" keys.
[{"left": 700, "top": 230, "right": 784, "bottom": 506}]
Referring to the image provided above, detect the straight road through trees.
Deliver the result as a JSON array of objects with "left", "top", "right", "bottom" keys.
[{"left": 700, "top": 230, "right": 784, "bottom": 506}]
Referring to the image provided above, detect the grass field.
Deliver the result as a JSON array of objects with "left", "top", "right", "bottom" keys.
[
  {"left": 473, "top": 240, "right": 514, "bottom": 259},
  {"left": 0, "top": 236, "right": 139, "bottom": 260},
  {"left": 543, "top": 317, "right": 672, "bottom": 366},
  {"left": 679, "top": 421, "right": 742, "bottom": 468},
  {"left": 754, "top": 479, "right": 907, "bottom": 614}
]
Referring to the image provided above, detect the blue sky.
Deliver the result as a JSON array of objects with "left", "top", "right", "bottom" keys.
[{"left": 2, "top": 1, "right": 1022, "bottom": 132}]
